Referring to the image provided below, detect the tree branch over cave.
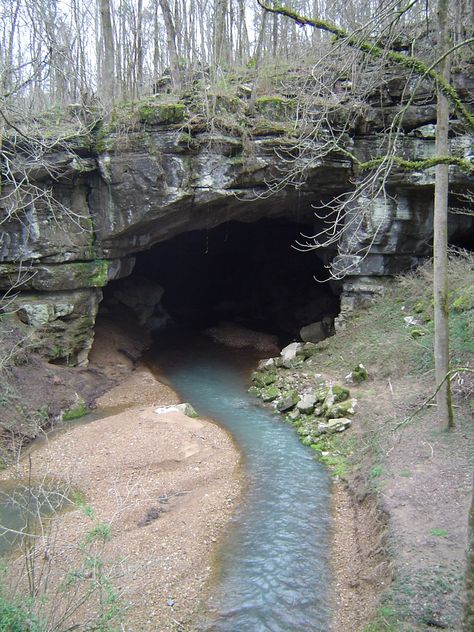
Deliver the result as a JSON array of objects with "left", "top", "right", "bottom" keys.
[{"left": 256, "top": 0, "right": 474, "bottom": 131}]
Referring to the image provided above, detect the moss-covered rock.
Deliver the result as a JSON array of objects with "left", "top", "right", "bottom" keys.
[
  {"left": 138, "top": 102, "right": 185, "bottom": 125},
  {"left": 255, "top": 96, "right": 296, "bottom": 120},
  {"left": 326, "top": 399, "right": 357, "bottom": 419},
  {"left": 62, "top": 400, "right": 88, "bottom": 421},
  {"left": 332, "top": 385, "right": 350, "bottom": 402},
  {"left": 277, "top": 390, "right": 299, "bottom": 412},
  {"left": 350, "top": 364, "right": 369, "bottom": 383},
  {"left": 251, "top": 370, "right": 276, "bottom": 387},
  {"left": 261, "top": 385, "right": 280, "bottom": 402}
]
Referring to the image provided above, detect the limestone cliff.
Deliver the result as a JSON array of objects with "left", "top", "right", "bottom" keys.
[{"left": 1, "top": 75, "right": 473, "bottom": 364}]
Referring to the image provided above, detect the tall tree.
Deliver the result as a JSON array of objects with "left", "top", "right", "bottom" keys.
[
  {"left": 99, "top": 0, "right": 116, "bottom": 105},
  {"left": 433, "top": 0, "right": 454, "bottom": 428},
  {"left": 159, "top": 0, "right": 181, "bottom": 89}
]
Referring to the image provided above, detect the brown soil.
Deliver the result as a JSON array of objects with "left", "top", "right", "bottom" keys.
[
  {"left": 326, "top": 371, "right": 473, "bottom": 632},
  {"left": 330, "top": 482, "right": 391, "bottom": 631},
  {"left": 0, "top": 315, "right": 151, "bottom": 452}
]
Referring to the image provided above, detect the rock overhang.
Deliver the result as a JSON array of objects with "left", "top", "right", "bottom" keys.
[{"left": 1, "top": 89, "right": 473, "bottom": 364}]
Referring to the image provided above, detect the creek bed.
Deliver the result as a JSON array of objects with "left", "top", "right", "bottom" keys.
[{"left": 149, "top": 334, "right": 331, "bottom": 632}]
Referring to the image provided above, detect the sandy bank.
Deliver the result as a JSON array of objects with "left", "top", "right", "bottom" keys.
[{"left": 2, "top": 321, "right": 241, "bottom": 631}]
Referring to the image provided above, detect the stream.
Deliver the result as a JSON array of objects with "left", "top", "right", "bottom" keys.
[{"left": 149, "top": 334, "right": 332, "bottom": 632}]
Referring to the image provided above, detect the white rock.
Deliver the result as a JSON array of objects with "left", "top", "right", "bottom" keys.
[
  {"left": 154, "top": 403, "right": 197, "bottom": 418},
  {"left": 257, "top": 357, "right": 276, "bottom": 371},
  {"left": 297, "top": 393, "right": 317, "bottom": 413},
  {"left": 280, "top": 342, "right": 304, "bottom": 361},
  {"left": 404, "top": 316, "right": 419, "bottom": 327},
  {"left": 279, "top": 342, "right": 305, "bottom": 368}
]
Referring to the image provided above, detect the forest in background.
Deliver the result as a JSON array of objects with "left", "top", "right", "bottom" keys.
[{"left": 0, "top": 0, "right": 472, "bottom": 115}]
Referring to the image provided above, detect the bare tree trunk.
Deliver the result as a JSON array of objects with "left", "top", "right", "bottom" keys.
[
  {"left": 159, "top": 0, "right": 182, "bottom": 89},
  {"left": 433, "top": 0, "right": 454, "bottom": 429},
  {"left": 213, "top": 0, "right": 229, "bottom": 67},
  {"left": 153, "top": 0, "right": 161, "bottom": 79},
  {"left": 136, "top": 0, "right": 144, "bottom": 96},
  {"left": 249, "top": 10, "right": 268, "bottom": 112},
  {"left": 464, "top": 475, "right": 474, "bottom": 631},
  {"left": 99, "top": 0, "right": 115, "bottom": 106}
]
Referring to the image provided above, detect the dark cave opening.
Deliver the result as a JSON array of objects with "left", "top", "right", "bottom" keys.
[{"left": 102, "top": 218, "right": 341, "bottom": 344}]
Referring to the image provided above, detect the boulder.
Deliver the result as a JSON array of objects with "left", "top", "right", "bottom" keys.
[
  {"left": 280, "top": 342, "right": 304, "bottom": 368},
  {"left": 113, "top": 277, "right": 169, "bottom": 330},
  {"left": 300, "top": 321, "right": 325, "bottom": 343},
  {"left": 297, "top": 393, "right": 317, "bottom": 414},
  {"left": 257, "top": 357, "right": 276, "bottom": 371},
  {"left": 277, "top": 392, "right": 298, "bottom": 412},
  {"left": 300, "top": 317, "right": 334, "bottom": 343},
  {"left": 327, "top": 399, "right": 358, "bottom": 419},
  {"left": 326, "top": 418, "right": 353, "bottom": 432}
]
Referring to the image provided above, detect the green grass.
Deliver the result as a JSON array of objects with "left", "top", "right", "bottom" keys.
[
  {"left": 306, "top": 251, "right": 474, "bottom": 383},
  {"left": 429, "top": 527, "right": 449, "bottom": 538},
  {"left": 310, "top": 433, "right": 357, "bottom": 478},
  {"left": 362, "top": 606, "right": 398, "bottom": 632},
  {"left": 0, "top": 595, "right": 43, "bottom": 632}
]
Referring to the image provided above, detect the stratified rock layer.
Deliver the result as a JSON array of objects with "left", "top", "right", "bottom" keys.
[{"left": 1, "top": 84, "right": 473, "bottom": 363}]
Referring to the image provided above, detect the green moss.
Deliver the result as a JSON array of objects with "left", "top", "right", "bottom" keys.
[
  {"left": 430, "top": 527, "right": 449, "bottom": 538},
  {"left": 261, "top": 385, "right": 280, "bottom": 402},
  {"left": 410, "top": 328, "right": 426, "bottom": 338},
  {"left": 62, "top": 401, "right": 88, "bottom": 421},
  {"left": 332, "top": 384, "right": 350, "bottom": 402},
  {"left": 251, "top": 370, "right": 276, "bottom": 387},
  {"left": 138, "top": 102, "right": 185, "bottom": 125},
  {"left": 255, "top": 96, "right": 296, "bottom": 120},
  {"left": 251, "top": 120, "right": 294, "bottom": 136},
  {"left": 90, "top": 260, "right": 109, "bottom": 287},
  {"left": 352, "top": 364, "right": 369, "bottom": 383},
  {"left": 360, "top": 155, "right": 474, "bottom": 174}
]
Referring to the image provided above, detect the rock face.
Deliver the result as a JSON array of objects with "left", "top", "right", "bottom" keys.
[{"left": 1, "top": 86, "right": 473, "bottom": 364}]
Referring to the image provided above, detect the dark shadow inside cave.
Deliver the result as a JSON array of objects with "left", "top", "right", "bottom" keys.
[{"left": 101, "top": 218, "right": 341, "bottom": 344}]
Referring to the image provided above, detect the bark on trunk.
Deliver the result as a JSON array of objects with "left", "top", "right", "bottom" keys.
[{"left": 433, "top": 0, "right": 454, "bottom": 429}]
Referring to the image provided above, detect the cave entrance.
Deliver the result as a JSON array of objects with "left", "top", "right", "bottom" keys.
[{"left": 102, "top": 218, "right": 340, "bottom": 345}]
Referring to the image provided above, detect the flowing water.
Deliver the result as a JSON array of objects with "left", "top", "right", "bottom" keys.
[{"left": 149, "top": 334, "right": 332, "bottom": 632}]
